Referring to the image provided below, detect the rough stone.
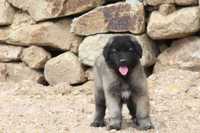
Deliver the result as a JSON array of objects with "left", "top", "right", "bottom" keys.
[
  {"left": 79, "top": 34, "right": 157, "bottom": 67},
  {"left": 85, "top": 68, "right": 94, "bottom": 81},
  {"left": 7, "top": 20, "right": 82, "bottom": 51},
  {"left": 0, "top": 44, "right": 23, "bottom": 62},
  {"left": 126, "top": 0, "right": 142, "bottom": 4},
  {"left": 154, "top": 36, "right": 200, "bottom": 73},
  {"left": 44, "top": 52, "right": 86, "bottom": 85},
  {"left": 0, "top": 63, "right": 44, "bottom": 83},
  {"left": 159, "top": 4, "right": 176, "bottom": 15},
  {"left": 147, "top": 7, "right": 200, "bottom": 40},
  {"left": 145, "top": 0, "right": 198, "bottom": 5},
  {"left": 0, "top": 28, "right": 9, "bottom": 42},
  {"left": 175, "top": 0, "right": 198, "bottom": 5},
  {"left": 145, "top": 0, "right": 174, "bottom": 6},
  {"left": 21, "top": 46, "right": 51, "bottom": 69},
  {"left": 11, "top": 11, "right": 36, "bottom": 29},
  {"left": 70, "top": 37, "right": 83, "bottom": 54},
  {"left": 0, "top": 0, "right": 15, "bottom": 25},
  {"left": 0, "top": 63, "right": 7, "bottom": 81},
  {"left": 7, "top": 0, "right": 104, "bottom": 21},
  {"left": 71, "top": 2, "right": 145, "bottom": 36}
]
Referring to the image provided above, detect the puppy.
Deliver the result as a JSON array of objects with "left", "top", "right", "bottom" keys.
[{"left": 90, "top": 35, "right": 153, "bottom": 130}]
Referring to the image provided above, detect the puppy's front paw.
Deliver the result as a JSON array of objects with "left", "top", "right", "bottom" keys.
[
  {"left": 107, "top": 124, "right": 121, "bottom": 130},
  {"left": 90, "top": 120, "right": 105, "bottom": 127},
  {"left": 107, "top": 120, "right": 121, "bottom": 130},
  {"left": 135, "top": 117, "right": 154, "bottom": 130}
]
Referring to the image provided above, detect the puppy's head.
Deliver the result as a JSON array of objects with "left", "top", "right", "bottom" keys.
[{"left": 103, "top": 35, "right": 142, "bottom": 77}]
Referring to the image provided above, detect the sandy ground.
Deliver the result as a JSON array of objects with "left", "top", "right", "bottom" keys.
[{"left": 0, "top": 77, "right": 199, "bottom": 133}]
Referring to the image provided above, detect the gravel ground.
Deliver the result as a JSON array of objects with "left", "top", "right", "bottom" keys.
[{"left": 0, "top": 70, "right": 199, "bottom": 133}]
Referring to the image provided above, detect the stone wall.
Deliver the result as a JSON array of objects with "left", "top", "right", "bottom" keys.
[{"left": 0, "top": 0, "right": 199, "bottom": 86}]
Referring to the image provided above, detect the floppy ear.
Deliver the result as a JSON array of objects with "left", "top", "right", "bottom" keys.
[
  {"left": 103, "top": 38, "right": 113, "bottom": 60},
  {"left": 103, "top": 43, "right": 110, "bottom": 60},
  {"left": 135, "top": 41, "right": 143, "bottom": 58},
  {"left": 131, "top": 39, "right": 143, "bottom": 59}
]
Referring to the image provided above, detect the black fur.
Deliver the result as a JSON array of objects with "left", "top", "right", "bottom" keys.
[{"left": 103, "top": 35, "right": 142, "bottom": 77}]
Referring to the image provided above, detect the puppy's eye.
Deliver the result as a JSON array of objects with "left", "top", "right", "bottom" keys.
[
  {"left": 129, "top": 48, "right": 133, "bottom": 51},
  {"left": 112, "top": 49, "right": 117, "bottom": 52}
]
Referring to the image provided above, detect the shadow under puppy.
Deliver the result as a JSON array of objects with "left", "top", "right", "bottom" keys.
[{"left": 91, "top": 35, "right": 153, "bottom": 130}]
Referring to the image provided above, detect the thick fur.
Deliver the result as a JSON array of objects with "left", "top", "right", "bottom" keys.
[{"left": 90, "top": 36, "right": 153, "bottom": 130}]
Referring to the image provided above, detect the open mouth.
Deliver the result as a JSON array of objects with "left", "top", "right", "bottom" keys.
[{"left": 118, "top": 66, "right": 129, "bottom": 76}]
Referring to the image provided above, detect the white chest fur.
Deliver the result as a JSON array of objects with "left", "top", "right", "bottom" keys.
[{"left": 121, "top": 90, "right": 131, "bottom": 100}]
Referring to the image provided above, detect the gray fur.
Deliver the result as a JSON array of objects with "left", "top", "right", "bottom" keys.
[{"left": 91, "top": 56, "right": 153, "bottom": 130}]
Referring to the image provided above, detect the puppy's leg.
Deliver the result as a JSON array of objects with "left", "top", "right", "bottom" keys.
[
  {"left": 91, "top": 67, "right": 106, "bottom": 127},
  {"left": 105, "top": 91, "right": 122, "bottom": 130},
  {"left": 134, "top": 94, "right": 153, "bottom": 130},
  {"left": 130, "top": 64, "right": 153, "bottom": 130},
  {"left": 127, "top": 97, "right": 136, "bottom": 119},
  {"left": 90, "top": 89, "right": 106, "bottom": 127}
]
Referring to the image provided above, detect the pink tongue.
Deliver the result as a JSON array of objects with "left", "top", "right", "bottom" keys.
[{"left": 119, "top": 66, "right": 129, "bottom": 76}]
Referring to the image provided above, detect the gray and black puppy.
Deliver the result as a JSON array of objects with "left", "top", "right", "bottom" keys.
[{"left": 90, "top": 35, "right": 153, "bottom": 130}]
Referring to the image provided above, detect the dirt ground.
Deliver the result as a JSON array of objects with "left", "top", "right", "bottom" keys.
[{"left": 0, "top": 74, "right": 199, "bottom": 133}]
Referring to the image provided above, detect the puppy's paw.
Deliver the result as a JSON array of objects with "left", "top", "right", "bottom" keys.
[
  {"left": 107, "top": 124, "right": 121, "bottom": 130},
  {"left": 134, "top": 117, "right": 154, "bottom": 130},
  {"left": 90, "top": 120, "right": 105, "bottom": 127},
  {"left": 107, "top": 119, "right": 121, "bottom": 130}
]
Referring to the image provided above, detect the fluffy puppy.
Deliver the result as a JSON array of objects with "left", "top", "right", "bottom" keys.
[{"left": 90, "top": 35, "right": 153, "bottom": 130}]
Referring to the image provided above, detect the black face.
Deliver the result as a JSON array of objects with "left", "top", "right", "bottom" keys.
[{"left": 103, "top": 36, "right": 142, "bottom": 77}]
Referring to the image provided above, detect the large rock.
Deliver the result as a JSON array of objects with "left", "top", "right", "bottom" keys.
[
  {"left": 6, "top": 20, "right": 82, "bottom": 51},
  {"left": 7, "top": 0, "right": 104, "bottom": 21},
  {"left": 71, "top": 2, "right": 145, "bottom": 36},
  {"left": 79, "top": 34, "right": 157, "bottom": 67},
  {"left": 148, "top": 69, "right": 200, "bottom": 132},
  {"left": 0, "top": 63, "right": 44, "bottom": 83},
  {"left": 145, "top": 0, "right": 198, "bottom": 5},
  {"left": 0, "top": 0, "right": 15, "bottom": 25},
  {"left": 147, "top": 7, "right": 200, "bottom": 40},
  {"left": 154, "top": 36, "right": 200, "bottom": 73},
  {"left": 0, "top": 44, "right": 23, "bottom": 62},
  {"left": 44, "top": 52, "right": 86, "bottom": 85},
  {"left": 21, "top": 46, "right": 51, "bottom": 69}
]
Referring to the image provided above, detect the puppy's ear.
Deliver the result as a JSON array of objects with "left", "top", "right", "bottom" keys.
[
  {"left": 103, "top": 38, "right": 113, "bottom": 60},
  {"left": 103, "top": 44, "right": 109, "bottom": 60},
  {"left": 134, "top": 41, "right": 143, "bottom": 59},
  {"left": 130, "top": 38, "right": 142, "bottom": 59}
]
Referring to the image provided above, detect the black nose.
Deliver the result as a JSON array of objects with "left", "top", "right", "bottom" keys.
[{"left": 120, "top": 59, "right": 127, "bottom": 64}]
